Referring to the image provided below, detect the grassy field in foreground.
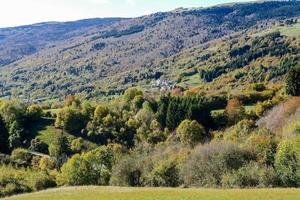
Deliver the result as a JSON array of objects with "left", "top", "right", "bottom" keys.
[{"left": 3, "top": 187, "right": 300, "bottom": 200}]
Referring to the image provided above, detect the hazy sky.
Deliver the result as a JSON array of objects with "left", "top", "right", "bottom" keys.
[{"left": 0, "top": 0, "right": 250, "bottom": 28}]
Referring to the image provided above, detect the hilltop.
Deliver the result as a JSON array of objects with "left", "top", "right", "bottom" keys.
[{"left": 0, "top": 1, "right": 300, "bottom": 100}]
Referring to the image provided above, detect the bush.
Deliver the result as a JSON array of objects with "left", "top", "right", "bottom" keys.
[
  {"left": 223, "top": 119, "right": 256, "bottom": 141},
  {"left": 0, "top": 165, "right": 55, "bottom": 198},
  {"left": 246, "top": 130, "right": 277, "bottom": 166},
  {"left": 176, "top": 119, "right": 207, "bottom": 146},
  {"left": 275, "top": 140, "right": 300, "bottom": 187},
  {"left": 29, "top": 138, "right": 48, "bottom": 154},
  {"left": 146, "top": 160, "right": 181, "bottom": 187},
  {"left": 111, "top": 144, "right": 188, "bottom": 187},
  {"left": 110, "top": 154, "right": 144, "bottom": 187},
  {"left": 10, "top": 148, "right": 32, "bottom": 167},
  {"left": 58, "top": 146, "right": 114, "bottom": 186},
  {"left": 221, "top": 162, "right": 277, "bottom": 188},
  {"left": 27, "top": 172, "right": 56, "bottom": 191},
  {"left": 181, "top": 141, "right": 255, "bottom": 187}
]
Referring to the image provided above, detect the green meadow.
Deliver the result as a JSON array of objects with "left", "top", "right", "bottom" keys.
[{"left": 3, "top": 187, "right": 300, "bottom": 200}]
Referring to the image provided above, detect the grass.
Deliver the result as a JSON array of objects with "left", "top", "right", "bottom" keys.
[
  {"left": 211, "top": 105, "right": 255, "bottom": 115},
  {"left": 28, "top": 118, "right": 97, "bottom": 149},
  {"left": 44, "top": 108, "right": 62, "bottom": 115},
  {"left": 3, "top": 187, "right": 300, "bottom": 200},
  {"left": 259, "top": 23, "right": 300, "bottom": 37}
]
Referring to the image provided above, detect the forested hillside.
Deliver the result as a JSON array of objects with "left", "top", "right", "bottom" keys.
[
  {"left": 1, "top": 1, "right": 300, "bottom": 198},
  {"left": 0, "top": 1, "right": 300, "bottom": 99},
  {"left": 0, "top": 18, "right": 124, "bottom": 67}
]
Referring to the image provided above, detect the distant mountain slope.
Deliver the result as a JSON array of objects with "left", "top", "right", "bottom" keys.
[
  {"left": 0, "top": 18, "right": 124, "bottom": 66},
  {"left": 0, "top": 1, "right": 300, "bottom": 99}
]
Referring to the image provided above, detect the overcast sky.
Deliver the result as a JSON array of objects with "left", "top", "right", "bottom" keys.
[{"left": 0, "top": 0, "right": 250, "bottom": 28}]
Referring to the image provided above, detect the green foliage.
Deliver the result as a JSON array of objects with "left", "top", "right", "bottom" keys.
[
  {"left": 10, "top": 148, "right": 32, "bottom": 167},
  {"left": 285, "top": 64, "right": 300, "bottom": 96},
  {"left": 8, "top": 120, "right": 24, "bottom": 149},
  {"left": 29, "top": 138, "right": 48, "bottom": 154},
  {"left": 110, "top": 154, "right": 144, "bottom": 187},
  {"left": 26, "top": 105, "right": 43, "bottom": 122},
  {"left": 48, "top": 135, "right": 70, "bottom": 163},
  {"left": 0, "top": 165, "right": 56, "bottom": 197},
  {"left": 111, "top": 144, "right": 187, "bottom": 187},
  {"left": 58, "top": 146, "right": 114, "bottom": 186},
  {"left": 147, "top": 160, "right": 181, "bottom": 187},
  {"left": 221, "top": 162, "right": 277, "bottom": 188},
  {"left": 0, "top": 116, "right": 8, "bottom": 153},
  {"left": 275, "top": 140, "right": 300, "bottom": 187},
  {"left": 55, "top": 107, "right": 86, "bottom": 134},
  {"left": 246, "top": 130, "right": 277, "bottom": 166},
  {"left": 182, "top": 142, "right": 255, "bottom": 187},
  {"left": 71, "top": 137, "right": 86, "bottom": 153},
  {"left": 176, "top": 120, "right": 206, "bottom": 146},
  {"left": 222, "top": 120, "right": 256, "bottom": 141}
]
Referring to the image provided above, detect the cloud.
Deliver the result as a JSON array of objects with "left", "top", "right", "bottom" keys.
[
  {"left": 126, "top": 0, "right": 135, "bottom": 6},
  {"left": 88, "top": 0, "right": 109, "bottom": 5}
]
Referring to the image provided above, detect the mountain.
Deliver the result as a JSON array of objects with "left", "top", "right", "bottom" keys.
[
  {"left": 0, "top": 1, "right": 300, "bottom": 100},
  {"left": 0, "top": 18, "right": 125, "bottom": 67}
]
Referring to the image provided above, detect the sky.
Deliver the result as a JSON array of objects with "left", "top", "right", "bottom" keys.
[{"left": 0, "top": 0, "right": 250, "bottom": 28}]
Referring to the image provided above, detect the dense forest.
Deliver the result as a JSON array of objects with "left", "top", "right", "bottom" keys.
[{"left": 0, "top": 64, "right": 300, "bottom": 197}]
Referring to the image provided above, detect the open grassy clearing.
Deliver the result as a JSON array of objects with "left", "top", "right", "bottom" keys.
[
  {"left": 28, "top": 118, "right": 97, "bottom": 149},
  {"left": 258, "top": 22, "right": 300, "bottom": 37},
  {"left": 3, "top": 187, "right": 300, "bottom": 200}
]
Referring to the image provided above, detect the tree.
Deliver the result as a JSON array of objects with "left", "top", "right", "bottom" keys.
[
  {"left": 26, "top": 104, "right": 43, "bottom": 122},
  {"left": 275, "top": 140, "right": 300, "bottom": 187},
  {"left": 49, "top": 136, "right": 70, "bottom": 160},
  {"left": 286, "top": 65, "right": 300, "bottom": 96},
  {"left": 94, "top": 105, "right": 109, "bottom": 123},
  {"left": 226, "top": 98, "right": 245, "bottom": 124},
  {"left": 55, "top": 108, "right": 86, "bottom": 134},
  {"left": 156, "top": 95, "right": 170, "bottom": 128},
  {"left": 29, "top": 138, "right": 48, "bottom": 154},
  {"left": 176, "top": 119, "right": 206, "bottom": 146},
  {"left": 0, "top": 116, "right": 8, "bottom": 153},
  {"left": 8, "top": 120, "right": 24, "bottom": 149},
  {"left": 71, "top": 137, "right": 86, "bottom": 153},
  {"left": 58, "top": 146, "right": 114, "bottom": 186}
]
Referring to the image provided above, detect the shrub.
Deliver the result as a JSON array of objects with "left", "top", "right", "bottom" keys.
[
  {"left": 182, "top": 141, "right": 255, "bottom": 187},
  {"left": 251, "top": 83, "right": 266, "bottom": 92},
  {"left": 27, "top": 172, "right": 56, "bottom": 191},
  {"left": 38, "top": 157, "right": 56, "bottom": 171},
  {"left": 0, "top": 165, "right": 55, "bottom": 198},
  {"left": 221, "top": 162, "right": 277, "bottom": 188},
  {"left": 246, "top": 129, "right": 277, "bottom": 166},
  {"left": 146, "top": 160, "right": 181, "bottom": 187},
  {"left": 29, "top": 138, "right": 48, "bottom": 154},
  {"left": 176, "top": 119, "right": 207, "bottom": 146},
  {"left": 10, "top": 148, "right": 32, "bottom": 167},
  {"left": 110, "top": 154, "right": 144, "bottom": 187},
  {"left": 255, "top": 100, "right": 274, "bottom": 117},
  {"left": 111, "top": 144, "right": 188, "bottom": 187},
  {"left": 275, "top": 140, "right": 300, "bottom": 187},
  {"left": 71, "top": 137, "right": 86, "bottom": 153},
  {"left": 223, "top": 119, "right": 256, "bottom": 141},
  {"left": 58, "top": 146, "right": 114, "bottom": 186}
]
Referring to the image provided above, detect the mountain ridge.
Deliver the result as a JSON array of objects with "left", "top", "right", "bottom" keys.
[{"left": 0, "top": 1, "right": 300, "bottom": 100}]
